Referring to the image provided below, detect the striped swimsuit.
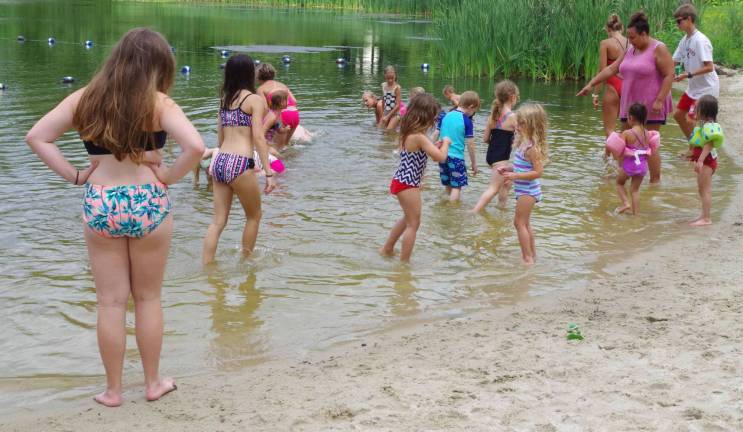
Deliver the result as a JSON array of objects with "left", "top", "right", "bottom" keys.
[
  {"left": 513, "top": 144, "right": 542, "bottom": 202},
  {"left": 390, "top": 148, "right": 428, "bottom": 194}
]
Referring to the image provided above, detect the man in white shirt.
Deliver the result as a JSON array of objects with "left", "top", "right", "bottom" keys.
[{"left": 672, "top": 3, "right": 719, "bottom": 138}]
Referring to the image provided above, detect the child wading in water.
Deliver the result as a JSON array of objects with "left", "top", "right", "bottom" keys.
[
  {"left": 362, "top": 91, "right": 384, "bottom": 125},
  {"left": 615, "top": 103, "right": 652, "bottom": 215},
  {"left": 438, "top": 90, "right": 480, "bottom": 202},
  {"left": 443, "top": 85, "right": 460, "bottom": 107},
  {"left": 380, "top": 65, "right": 402, "bottom": 130},
  {"left": 381, "top": 93, "right": 451, "bottom": 262},
  {"left": 687, "top": 95, "right": 723, "bottom": 226},
  {"left": 501, "top": 104, "right": 548, "bottom": 265},
  {"left": 471, "top": 80, "right": 519, "bottom": 212},
  {"left": 264, "top": 91, "right": 291, "bottom": 147}
]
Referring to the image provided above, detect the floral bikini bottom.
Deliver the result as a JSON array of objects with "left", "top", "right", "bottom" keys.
[{"left": 82, "top": 182, "right": 171, "bottom": 238}]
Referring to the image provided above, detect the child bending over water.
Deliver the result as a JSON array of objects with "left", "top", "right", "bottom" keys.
[
  {"left": 687, "top": 95, "right": 723, "bottom": 226},
  {"left": 443, "top": 85, "right": 460, "bottom": 107},
  {"left": 471, "top": 80, "right": 519, "bottom": 212},
  {"left": 362, "top": 91, "right": 384, "bottom": 125},
  {"left": 381, "top": 93, "right": 451, "bottom": 262},
  {"left": 501, "top": 104, "right": 548, "bottom": 265},
  {"left": 264, "top": 91, "right": 291, "bottom": 148}
]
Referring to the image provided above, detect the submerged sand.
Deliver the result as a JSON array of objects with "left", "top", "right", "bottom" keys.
[{"left": 3, "top": 75, "right": 743, "bottom": 431}]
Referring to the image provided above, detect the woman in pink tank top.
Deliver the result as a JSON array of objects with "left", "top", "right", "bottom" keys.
[{"left": 579, "top": 11, "right": 674, "bottom": 184}]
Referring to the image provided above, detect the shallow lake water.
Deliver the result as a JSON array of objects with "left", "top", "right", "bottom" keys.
[{"left": 0, "top": 0, "right": 733, "bottom": 412}]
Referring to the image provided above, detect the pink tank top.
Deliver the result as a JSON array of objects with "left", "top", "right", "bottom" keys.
[{"left": 618, "top": 40, "right": 673, "bottom": 122}]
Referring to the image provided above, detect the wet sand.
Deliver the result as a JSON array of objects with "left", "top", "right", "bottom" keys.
[{"left": 3, "top": 75, "right": 743, "bottom": 431}]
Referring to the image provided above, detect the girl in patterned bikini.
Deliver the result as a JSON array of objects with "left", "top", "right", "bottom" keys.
[
  {"left": 380, "top": 65, "right": 402, "bottom": 130},
  {"left": 501, "top": 104, "right": 549, "bottom": 266},
  {"left": 381, "top": 93, "right": 451, "bottom": 262}
]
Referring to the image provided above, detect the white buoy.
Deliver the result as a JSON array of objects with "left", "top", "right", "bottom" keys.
[
  {"left": 254, "top": 59, "right": 261, "bottom": 65},
  {"left": 421, "top": 63, "right": 430, "bottom": 70},
  {"left": 219, "top": 63, "right": 226, "bottom": 70},
  {"left": 181, "top": 66, "right": 191, "bottom": 74},
  {"left": 17, "top": 35, "right": 25, "bottom": 42},
  {"left": 0, "top": 83, "right": 6, "bottom": 90},
  {"left": 336, "top": 58, "right": 347, "bottom": 65},
  {"left": 61, "top": 76, "right": 75, "bottom": 84},
  {"left": 281, "top": 55, "right": 292, "bottom": 64},
  {"left": 48, "top": 37, "right": 56, "bottom": 45},
  {"left": 85, "top": 40, "right": 93, "bottom": 48},
  {"left": 170, "top": 46, "right": 176, "bottom": 53},
  {"left": 220, "top": 50, "right": 230, "bottom": 58}
]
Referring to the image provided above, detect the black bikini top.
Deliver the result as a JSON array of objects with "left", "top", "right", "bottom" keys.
[{"left": 83, "top": 131, "right": 167, "bottom": 155}]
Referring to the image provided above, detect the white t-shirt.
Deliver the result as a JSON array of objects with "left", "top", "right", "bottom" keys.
[{"left": 673, "top": 30, "right": 719, "bottom": 99}]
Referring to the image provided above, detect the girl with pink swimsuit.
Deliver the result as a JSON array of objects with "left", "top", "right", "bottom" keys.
[{"left": 256, "top": 63, "right": 300, "bottom": 148}]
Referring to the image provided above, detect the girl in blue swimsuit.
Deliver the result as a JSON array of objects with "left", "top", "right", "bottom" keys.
[{"left": 502, "top": 104, "right": 549, "bottom": 266}]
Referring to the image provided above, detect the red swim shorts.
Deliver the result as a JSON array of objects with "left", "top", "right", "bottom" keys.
[
  {"left": 689, "top": 146, "right": 717, "bottom": 171},
  {"left": 389, "top": 179, "right": 417, "bottom": 195},
  {"left": 677, "top": 92, "right": 696, "bottom": 119}
]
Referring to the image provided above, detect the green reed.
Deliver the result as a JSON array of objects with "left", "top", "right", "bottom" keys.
[
  {"left": 138, "top": 0, "right": 441, "bottom": 15},
  {"left": 433, "top": 0, "right": 695, "bottom": 80}
]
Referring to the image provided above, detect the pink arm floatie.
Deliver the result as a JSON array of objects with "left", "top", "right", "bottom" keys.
[
  {"left": 648, "top": 130, "right": 660, "bottom": 153},
  {"left": 605, "top": 132, "right": 626, "bottom": 159}
]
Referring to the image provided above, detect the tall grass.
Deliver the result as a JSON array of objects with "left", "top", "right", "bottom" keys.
[
  {"left": 703, "top": 2, "right": 743, "bottom": 66},
  {"left": 433, "top": 0, "right": 694, "bottom": 80},
  {"left": 140, "top": 0, "right": 440, "bottom": 15}
]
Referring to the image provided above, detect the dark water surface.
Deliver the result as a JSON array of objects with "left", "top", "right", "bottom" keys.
[{"left": 0, "top": 0, "right": 733, "bottom": 412}]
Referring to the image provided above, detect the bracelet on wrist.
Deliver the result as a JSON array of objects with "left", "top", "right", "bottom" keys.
[
  {"left": 265, "top": 173, "right": 274, "bottom": 177},
  {"left": 687, "top": 72, "right": 693, "bottom": 79}
]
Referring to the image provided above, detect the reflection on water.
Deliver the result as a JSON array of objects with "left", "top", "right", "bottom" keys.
[
  {"left": 0, "top": 0, "right": 736, "bottom": 413},
  {"left": 208, "top": 271, "right": 266, "bottom": 369}
]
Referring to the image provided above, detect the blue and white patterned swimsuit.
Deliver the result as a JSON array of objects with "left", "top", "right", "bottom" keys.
[
  {"left": 393, "top": 148, "right": 428, "bottom": 187},
  {"left": 513, "top": 144, "right": 542, "bottom": 202}
]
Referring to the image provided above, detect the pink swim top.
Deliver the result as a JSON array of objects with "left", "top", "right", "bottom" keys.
[{"left": 618, "top": 40, "right": 673, "bottom": 122}]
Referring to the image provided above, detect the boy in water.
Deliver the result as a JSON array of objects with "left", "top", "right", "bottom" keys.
[
  {"left": 672, "top": 3, "right": 719, "bottom": 138},
  {"left": 438, "top": 91, "right": 480, "bottom": 202},
  {"left": 443, "top": 85, "right": 460, "bottom": 107}
]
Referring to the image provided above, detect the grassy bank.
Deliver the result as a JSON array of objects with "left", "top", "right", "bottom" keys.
[
  {"left": 434, "top": 0, "right": 696, "bottom": 80},
  {"left": 126, "top": 0, "right": 742, "bottom": 77}
]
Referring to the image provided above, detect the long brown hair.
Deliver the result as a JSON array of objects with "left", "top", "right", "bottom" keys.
[
  {"left": 399, "top": 93, "right": 440, "bottom": 148},
  {"left": 73, "top": 28, "right": 175, "bottom": 162},
  {"left": 489, "top": 80, "right": 519, "bottom": 124}
]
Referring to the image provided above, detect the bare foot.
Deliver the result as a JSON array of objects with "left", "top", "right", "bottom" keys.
[
  {"left": 379, "top": 247, "right": 395, "bottom": 257},
  {"left": 616, "top": 204, "right": 631, "bottom": 214},
  {"left": 146, "top": 378, "right": 177, "bottom": 402},
  {"left": 466, "top": 207, "right": 481, "bottom": 214},
  {"left": 522, "top": 257, "right": 535, "bottom": 266},
  {"left": 94, "top": 390, "right": 123, "bottom": 407},
  {"left": 689, "top": 218, "right": 712, "bottom": 227}
]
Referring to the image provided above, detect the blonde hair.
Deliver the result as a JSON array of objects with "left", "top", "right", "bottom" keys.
[
  {"left": 458, "top": 91, "right": 480, "bottom": 110},
  {"left": 399, "top": 93, "right": 440, "bottom": 148},
  {"left": 443, "top": 85, "right": 455, "bottom": 96},
  {"left": 410, "top": 87, "right": 425, "bottom": 99},
  {"left": 489, "top": 80, "right": 519, "bottom": 124},
  {"left": 606, "top": 14, "right": 623, "bottom": 31},
  {"left": 270, "top": 90, "right": 288, "bottom": 109},
  {"left": 73, "top": 28, "right": 174, "bottom": 163},
  {"left": 515, "top": 104, "right": 549, "bottom": 165},
  {"left": 383, "top": 65, "right": 397, "bottom": 80}
]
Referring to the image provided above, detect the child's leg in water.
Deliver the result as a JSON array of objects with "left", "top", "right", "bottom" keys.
[
  {"left": 381, "top": 189, "right": 422, "bottom": 262},
  {"left": 690, "top": 165, "right": 714, "bottom": 226},
  {"left": 449, "top": 187, "right": 461, "bottom": 202},
  {"left": 514, "top": 195, "right": 536, "bottom": 265},
  {"left": 629, "top": 175, "right": 644, "bottom": 215},
  {"left": 615, "top": 171, "right": 631, "bottom": 213},
  {"left": 386, "top": 115, "right": 401, "bottom": 131},
  {"left": 470, "top": 163, "right": 507, "bottom": 212}
]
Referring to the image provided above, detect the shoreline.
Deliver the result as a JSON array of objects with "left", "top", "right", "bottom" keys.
[{"left": 3, "top": 76, "right": 743, "bottom": 431}]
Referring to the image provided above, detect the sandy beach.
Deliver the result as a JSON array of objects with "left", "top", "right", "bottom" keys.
[{"left": 4, "top": 75, "right": 743, "bottom": 431}]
